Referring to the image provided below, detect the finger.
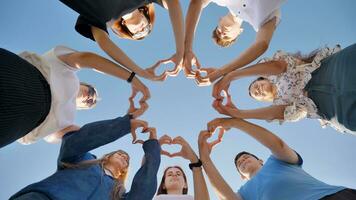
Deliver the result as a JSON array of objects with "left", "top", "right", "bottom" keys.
[
  {"left": 161, "top": 150, "right": 171, "bottom": 157},
  {"left": 131, "top": 102, "right": 148, "bottom": 118},
  {"left": 132, "top": 120, "right": 149, "bottom": 130},
  {"left": 133, "top": 139, "right": 144, "bottom": 144},
  {"left": 194, "top": 57, "right": 202, "bottom": 69},
  {"left": 218, "top": 128, "right": 226, "bottom": 139},
  {"left": 144, "top": 127, "right": 157, "bottom": 139},
  {"left": 169, "top": 151, "right": 183, "bottom": 158},
  {"left": 130, "top": 88, "right": 138, "bottom": 100}
]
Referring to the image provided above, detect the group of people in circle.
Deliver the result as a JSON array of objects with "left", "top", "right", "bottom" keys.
[{"left": 1, "top": 0, "right": 356, "bottom": 199}]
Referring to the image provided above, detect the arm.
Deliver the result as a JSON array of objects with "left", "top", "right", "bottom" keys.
[
  {"left": 210, "top": 18, "right": 277, "bottom": 82},
  {"left": 231, "top": 119, "right": 299, "bottom": 164},
  {"left": 185, "top": 0, "right": 210, "bottom": 51},
  {"left": 170, "top": 136, "right": 210, "bottom": 200},
  {"left": 183, "top": 0, "right": 210, "bottom": 77},
  {"left": 230, "top": 105, "right": 287, "bottom": 120},
  {"left": 160, "top": 0, "right": 185, "bottom": 75},
  {"left": 124, "top": 139, "right": 161, "bottom": 199},
  {"left": 226, "top": 60, "right": 286, "bottom": 82},
  {"left": 58, "top": 115, "right": 131, "bottom": 163},
  {"left": 91, "top": 27, "right": 152, "bottom": 79},
  {"left": 198, "top": 131, "right": 241, "bottom": 200},
  {"left": 212, "top": 60, "right": 286, "bottom": 99},
  {"left": 208, "top": 118, "right": 300, "bottom": 164},
  {"left": 192, "top": 167, "right": 210, "bottom": 200}
]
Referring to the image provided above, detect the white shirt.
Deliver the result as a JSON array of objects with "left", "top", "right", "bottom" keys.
[
  {"left": 17, "top": 46, "right": 79, "bottom": 144},
  {"left": 153, "top": 194, "right": 194, "bottom": 200},
  {"left": 211, "top": 0, "right": 286, "bottom": 31}
]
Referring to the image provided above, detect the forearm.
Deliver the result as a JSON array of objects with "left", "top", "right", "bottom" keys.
[
  {"left": 126, "top": 139, "right": 161, "bottom": 199},
  {"left": 201, "top": 157, "right": 237, "bottom": 200},
  {"left": 192, "top": 167, "right": 210, "bottom": 200},
  {"left": 219, "top": 41, "right": 269, "bottom": 76},
  {"left": 231, "top": 105, "right": 286, "bottom": 120},
  {"left": 226, "top": 61, "right": 286, "bottom": 82},
  {"left": 184, "top": 0, "right": 204, "bottom": 51},
  {"left": 232, "top": 119, "right": 285, "bottom": 154},
  {"left": 58, "top": 115, "right": 131, "bottom": 162},
  {"left": 167, "top": 0, "right": 185, "bottom": 54},
  {"left": 92, "top": 27, "right": 146, "bottom": 76},
  {"left": 78, "top": 52, "right": 136, "bottom": 81}
]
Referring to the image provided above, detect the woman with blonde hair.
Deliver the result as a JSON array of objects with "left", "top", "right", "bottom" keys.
[
  {"left": 10, "top": 110, "right": 164, "bottom": 200},
  {"left": 59, "top": 0, "right": 185, "bottom": 80}
]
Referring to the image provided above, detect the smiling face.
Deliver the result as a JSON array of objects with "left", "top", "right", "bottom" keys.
[{"left": 249, "top": 78, "right": 275, "bottom": 102}]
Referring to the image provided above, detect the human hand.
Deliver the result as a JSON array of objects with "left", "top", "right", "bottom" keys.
[
  {"left": 127, "top": 97, "right": 148, "bottom": 119},
  {"left": 207, "top": 117, "right": 238, "bottom": 133},
  {"left": 212, "top": 76, "right": 232, "bottom": 100},
  {"left": 169, "top": 136, "right": 199, "bottom": 163},
  {"left": 195, "top": 67, "right": 221, "bottom": 86},
  {"left": 161, "top": 53, "right": 184, "bottom": 77},
  {"left": 130, "top": 119, "right": 149, "bottom": 144},
  {"left": 130, "top": 79, "right": 150, "bottom": 102},
  {"left": 133, "top": 127, "right": 158, "bottom": 145},
  {"left": 198, "top": 129, "right": 224, "bottom": 160},
  {"left": 212, "top": 94, "right": 239, "bottom": 117},
  {"left": 158, "top": 134, "right": 173, "bottom": 157},
  {"left": 143, "top": 60, "right": 168, "bottom": 81},
  {"left": 182, "top": 50, "right": 201, "bottom": 78}
]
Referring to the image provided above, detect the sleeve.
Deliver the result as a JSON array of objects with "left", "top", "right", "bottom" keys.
[
  {"left": 123, "top": 139, "right": 161, "bottom": 200},
  {"left": 57, "top": 115, "right": 131, "bottom": 164},
  {"left": 271, "top": 151, "right": 303, "bottom": 166},
  {"left": 283, "top": 102, "right": 308, "bottom": 122},
  {"left": 75, "top": 15, "right": 109, "bottom": 41},
  {"left": 311, "top": 45, "right": 341, "bottom": 68}
]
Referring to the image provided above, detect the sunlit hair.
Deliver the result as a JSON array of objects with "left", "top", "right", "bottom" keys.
[
  {"left": 234, "top": 151, "right": 262, "bottom": 174},
  {"left": 79, "top": 82, "right": 98, "bottom": 109},
  {"left": 289, "top": 48, "right": 322, "bottom": 63},
  {"left": 212, "top": 26, "right": 238, "bottom": 48},
  {"left": 248, "top": 77, "right": 268, "bottom": 99},
  {"left": 157, "top": 166, "right": 188, "bottom": 195},
  {"left": 111, "top": 4, "right": 155, "bottom": 40},
  {"left": 61, "top": 150, "right": 130, "bottom": 200}
]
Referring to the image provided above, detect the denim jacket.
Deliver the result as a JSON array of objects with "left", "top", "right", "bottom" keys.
[{"left": 11, "top": 115, "right": 161, "bottom": 200}]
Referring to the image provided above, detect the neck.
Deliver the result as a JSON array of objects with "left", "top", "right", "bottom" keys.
[
  {"left": 104, "top": 164, "right": 120, "bottom": 179},
  {"left": 246, "top": 165, "right": 262, "bottom": 180},
  {"left": 166, "top": 188, "right": 184, "bottom": 195}
]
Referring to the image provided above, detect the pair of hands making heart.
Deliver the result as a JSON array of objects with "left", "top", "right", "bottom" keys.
[{"left": 143, "top": 51, "right": 222, "bottom": 86}]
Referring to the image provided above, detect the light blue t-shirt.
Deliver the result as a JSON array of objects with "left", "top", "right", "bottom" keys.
[{"left": 238, "top": 154, "right": 345, "bottom": 200}]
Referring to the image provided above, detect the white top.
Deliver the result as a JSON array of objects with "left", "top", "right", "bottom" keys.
[
  {"left": 153, "top": 194, "right": 194, "bottom": 200},
  {"left": 17, "top": 46, "right": 80, "bottom": 144},
  {"left": 211, "top": 0, "right": 286, "bottom": 31},
  {"left": 259, "top": 45, "right": 343, "bottom": 129}
]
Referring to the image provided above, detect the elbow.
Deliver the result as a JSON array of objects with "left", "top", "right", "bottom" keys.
[{"left": 256, "top": 40, "right": 269, "bottom": 53}]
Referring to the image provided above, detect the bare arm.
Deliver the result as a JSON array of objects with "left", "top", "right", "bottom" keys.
[
  {"left": 198, "top": 131, "right": 241, "bottom": 200},
  {"left": 185, "top": 0, "right": 210, "bottom": 51},
  {"left": 163, "top": 0, "right": 185, "bottom": 56},
  {"left": 227, "top": 60, "right": 286, "bottom": 81},
  {"left": 231, "top": 105, "right": 286, "bottom": 120},
  {"left": 210, "top": 17, "right": 277, "bottom": 82},
  {"left": 231, "top": 119, "right": 299, "bottom": 164},
  {"left": 91, "top": 27, "right": 147, "bottom": 75}
]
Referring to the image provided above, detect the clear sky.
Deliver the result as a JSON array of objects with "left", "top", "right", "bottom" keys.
[{"left": 1, "top": 0, "right": 356, "bottom": 199}]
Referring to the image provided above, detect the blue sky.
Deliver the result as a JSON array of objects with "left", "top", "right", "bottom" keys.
[{"left": 1, "top": 0, "right": 356, "bottom": 199}]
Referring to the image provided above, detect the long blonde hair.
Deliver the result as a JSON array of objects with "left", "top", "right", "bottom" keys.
[{"left": 61, "top": 150, "right": 130, "bottom": 199}]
